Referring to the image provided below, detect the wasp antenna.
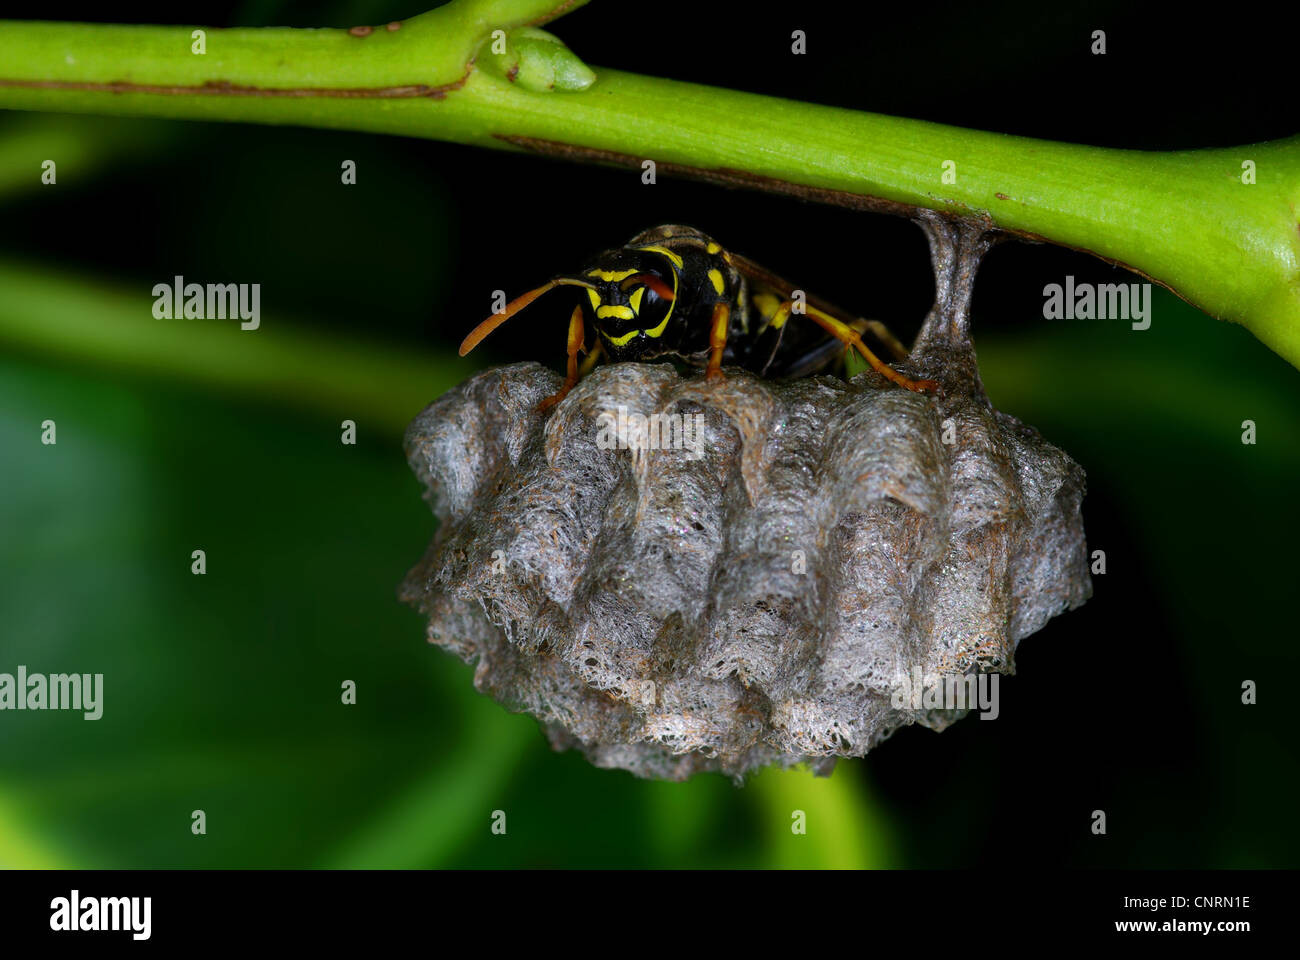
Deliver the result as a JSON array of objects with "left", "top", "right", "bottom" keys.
[
  {"left": 458, "top": 278, "right": 594, "bottom": 357},
  {"left": 626, "top": 273, "right": 675, "bottom": 301}
]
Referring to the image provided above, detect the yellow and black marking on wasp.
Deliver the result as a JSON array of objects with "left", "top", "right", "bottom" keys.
[{"left": 459, "top": 225, "right": 938, "bottom": 409}]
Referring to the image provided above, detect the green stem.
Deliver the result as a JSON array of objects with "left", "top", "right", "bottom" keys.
[{"left": 2, "top": 1, "right": 1299, "bottom": 368}]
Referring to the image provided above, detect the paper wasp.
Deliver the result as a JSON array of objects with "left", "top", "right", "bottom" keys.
[{"left": 459, "top": 225, "right": 938, "bottom": 409}]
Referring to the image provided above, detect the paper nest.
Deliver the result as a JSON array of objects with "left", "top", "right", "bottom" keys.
[{"left": 400, "top": 218, "right": 1091, "bottom": 780}]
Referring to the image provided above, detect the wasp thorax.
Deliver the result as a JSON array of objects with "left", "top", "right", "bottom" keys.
[{"left": 403, "top": 219, "right": 1091, "bottom": 781}]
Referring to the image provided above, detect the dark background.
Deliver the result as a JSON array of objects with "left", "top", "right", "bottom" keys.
[{"left": 0, "top": 0, "right": 1296, "bottom": 868}]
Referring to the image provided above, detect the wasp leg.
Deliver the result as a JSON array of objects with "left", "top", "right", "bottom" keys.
[
  {"left": 774, "top": 301, "right": 938, "bottom": 394},
  {"left": 578, "top": 338, "right": 602, "bottom": 376},
  {"left": 539, "top": 305, "right": 586, "bottom": 411},
  {"left": 706, "top": 301, "right": 730, "bottom": 380},
  {"left": 855, "top": 318, "right": 909, "bottom": 362}
]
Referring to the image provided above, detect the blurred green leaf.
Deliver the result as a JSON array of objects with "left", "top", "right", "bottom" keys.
[
  {"left": 0, "top": 259, "right": 470, "bottom": 436},
  {"left": 0, "top": 115, "right": 176, "bottom": 200},
  {"left": 751, "top": 763, "right": 894, "bottom": 869}
]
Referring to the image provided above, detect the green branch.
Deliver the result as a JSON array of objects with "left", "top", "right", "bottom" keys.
[{"left": 2, "top": 0, "right": 1299, "bottom": 368}]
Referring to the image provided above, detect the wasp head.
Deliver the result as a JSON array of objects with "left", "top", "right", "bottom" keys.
[
  {"left": 458, "top": 239, "right": 680, "bottom": 366},
  {"left": 577, "top": 248, "right": 678, "bottom": 361}
]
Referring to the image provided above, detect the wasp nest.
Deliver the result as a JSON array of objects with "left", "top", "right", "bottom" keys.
[{"left": 401, "top": 218, "right": 1091, "bottom": 780}]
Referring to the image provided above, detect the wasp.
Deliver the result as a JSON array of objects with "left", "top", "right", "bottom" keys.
[{"left": 459, "top": 225, "right": 937, "bottom": 409}]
